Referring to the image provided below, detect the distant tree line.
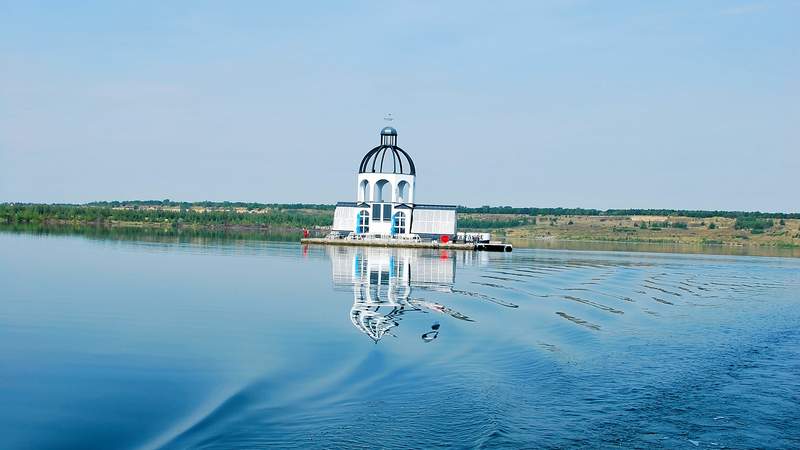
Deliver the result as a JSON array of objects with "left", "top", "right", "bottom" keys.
[
  {"left": 10, "top": 201, "right": 797, "bottom": 218},
  {"left": 459, "top": 216, "right": 536, "bottom": 229},
  {"left": 456, "top": 206, "right": 800, "bottom": 219},
  {"left": 0, "top": 204, "right": 333, "bottom": 228},
  {"left": 2, "top": 202, "right": 798, "bottom": 231},
  {"left": 85, "top": 200, "right": 336, "bottom": 210}
]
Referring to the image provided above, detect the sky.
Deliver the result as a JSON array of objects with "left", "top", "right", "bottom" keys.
[{"left": 0, "top": 1, "right": 798, "bottom": 212}]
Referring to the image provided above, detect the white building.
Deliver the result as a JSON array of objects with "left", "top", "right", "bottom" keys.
[{"left": 332, "top": 126, "right": 457, "bottom": 239}]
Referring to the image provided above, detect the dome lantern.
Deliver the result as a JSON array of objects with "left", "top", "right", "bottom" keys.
[{"left": 380, "top": 126, "right": 397, "bottom": 146}]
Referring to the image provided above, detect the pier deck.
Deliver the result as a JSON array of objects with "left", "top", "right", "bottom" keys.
[
  {"left": 301, "top": 237, "right": 475, "bottom": 250},
  {"left": 301, "top": 238, "right": 511, "bottom": 251}
]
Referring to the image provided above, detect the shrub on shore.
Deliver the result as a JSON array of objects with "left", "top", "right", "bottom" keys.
[{"left": 734, "top": 217, "right": 774, "bottom": 232}]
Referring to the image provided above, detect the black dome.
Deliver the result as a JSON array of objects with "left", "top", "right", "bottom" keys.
[{"left": 358, "top": 127, "right": 416, "bottom": 175}]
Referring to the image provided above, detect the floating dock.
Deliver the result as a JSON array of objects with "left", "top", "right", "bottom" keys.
[
  {"left": 475, "top": 242, "right": 514, "bottom": 252},
  {"left": 301, "top": 238, "right": 511, "bottom": 252}
]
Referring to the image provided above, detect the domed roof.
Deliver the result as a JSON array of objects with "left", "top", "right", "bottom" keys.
[{"left": 359, "top": 127, "right": 415, "bottom": 175}]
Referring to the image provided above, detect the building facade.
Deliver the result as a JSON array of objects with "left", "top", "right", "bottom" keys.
[{"left": 332, "top": 126, "right": 457, "bottom": 239}]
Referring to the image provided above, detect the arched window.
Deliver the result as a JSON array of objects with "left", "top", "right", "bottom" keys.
[
  {"left": 359, "top": 180, "right": 369, "bottom": 202},
  {"left": 375, "top": 179, "right": 390, "bottom": 202},
  {"left": 357, "top": 209, "right": 370, "bottom": 234},
  {"left": 392, "top": 211, "right": 407, "bottom": 235},
  {"left": 396, "top": 181, "right": 410, "bottom": 203}
]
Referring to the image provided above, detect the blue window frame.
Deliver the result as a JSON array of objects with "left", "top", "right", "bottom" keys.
[
  {"left": 357, "top": 209, "right": 370, "bottom": 233},
  {"left": 392, "top": 211, "right": 407, "bottom": 234}
]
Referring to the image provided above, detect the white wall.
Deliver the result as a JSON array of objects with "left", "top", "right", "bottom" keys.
[{"left": 356, "top": 173, "right": 416, "bottom": 204}]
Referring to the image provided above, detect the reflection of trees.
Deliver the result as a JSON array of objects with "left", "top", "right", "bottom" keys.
[{"left": 329, "top": 247, "right": 472, "bottom": 343}]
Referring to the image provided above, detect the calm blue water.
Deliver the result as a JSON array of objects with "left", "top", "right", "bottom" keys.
[{"left": 1, "top": 232, "right": 799, "bottom": 449}]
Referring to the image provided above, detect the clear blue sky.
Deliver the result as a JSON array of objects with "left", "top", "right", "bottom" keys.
[{"left": 1, "top": 1, "right": 798, "bottom": 211}]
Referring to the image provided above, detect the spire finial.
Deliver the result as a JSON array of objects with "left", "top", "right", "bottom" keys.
[{"left": 380, "top": 113, "right": 398, "bottom": 145}]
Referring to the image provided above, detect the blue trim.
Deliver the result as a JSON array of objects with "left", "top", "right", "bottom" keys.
[{"left": 356, "top": 209, "right": 370, "bottom": 234}]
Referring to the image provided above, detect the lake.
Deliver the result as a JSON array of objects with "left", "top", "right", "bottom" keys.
[{"left": 1, "top": 230, "right": 799, "bottom": 449}]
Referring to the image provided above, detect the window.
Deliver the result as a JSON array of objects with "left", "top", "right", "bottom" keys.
[
  {"left": 357, "top": 209, "right": 370, "bottom": 233},
  {"left": 371, "top": 203, "right": 392, "bottom": 222},
  {"left": 392, "top": 211, "right": 407, "bottom": 234}
]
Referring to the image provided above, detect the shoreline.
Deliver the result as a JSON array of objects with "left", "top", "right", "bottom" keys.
[
  {"left": 515, "top": 234, "right": 799, "bottom": 249},
  {"left": 508, "top": 237, "right": 800, "bottom": 258},
  {"left": 5, "top": 217, "right": 799, "bottom": 248},
  {"left": 0, "top": 219, "right": 313, "bottom": 233},
  {"left": 3, "top": 204, "right": 798, "bottom": 252},
  {"left": 2, "top": 221, "right": 799, "bottom": 258}
]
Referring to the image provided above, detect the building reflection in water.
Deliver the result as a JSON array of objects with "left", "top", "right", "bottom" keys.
[{"left": 329, "top": 247, "right": 473, "bottom": 343}]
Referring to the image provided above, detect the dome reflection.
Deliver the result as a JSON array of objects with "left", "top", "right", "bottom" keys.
[{"left": 329, "top": 247, "right": 471, "bottom": 343}]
